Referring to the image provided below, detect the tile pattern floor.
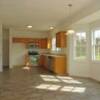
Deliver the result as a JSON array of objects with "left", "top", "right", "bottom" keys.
[{"left": 0, "top": 66, "right": 100, "bottom": 100}]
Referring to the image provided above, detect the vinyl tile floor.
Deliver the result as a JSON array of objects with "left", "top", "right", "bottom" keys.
[{"left": 0, "top": 66, "right": 100, "bottom": 100}]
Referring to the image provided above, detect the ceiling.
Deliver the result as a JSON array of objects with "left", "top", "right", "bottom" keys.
[{"left": 0, "top": 0, "right": 99, "bottom": 32}]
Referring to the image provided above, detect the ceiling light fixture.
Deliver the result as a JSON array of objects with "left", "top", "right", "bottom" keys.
[
  {"left": 67, "top": 4, "right": 75, "bottom": 35},
  {"left": 50, "top": 26, "right": 54, "bottom": 30},
  {"left": 67, "top": 29, "right": 75, "bottom": 34},
  {"left": 27, "top": 25, "right": 32, "bottom": 28}
]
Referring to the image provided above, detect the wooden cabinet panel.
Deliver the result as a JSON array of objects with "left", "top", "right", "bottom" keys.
[
  {"left": 39, "top": 55, "right": 44, "bottom": 67},
  {"left": 39, "top": 55, "right": 67, "bottom": 75},
  {"left": 39, "top": 55, "right": 47, "bottom": 68},
  {"left": 12, "top": 37, "right": 36, "bottom": 43},
  {"left": 13, "top": 37, "right": 26, "bottom": 43},
  {"left": 12, "top": 37, "right": 48, "bottom": 49},
  {"left": 53, "top": 56, "right": 66, "bottom": 75},
  {"left": 56, "top": 31, "right": 66, "bottom": 48},
  {"left": 38, "top": 39, "right": 41, "bottom": 48},
  {"left": 40, "top": 38, "right": 47, "bottom": 49}
]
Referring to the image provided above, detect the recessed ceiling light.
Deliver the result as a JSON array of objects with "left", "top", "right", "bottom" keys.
[
  {"left": 66, "top": 29, "right": 75, "bottom": 35},
  {"left": 27, "top": 25, "right": 32, "bottom": 28},
  {"left": 50, "top": 26, "right": 54, "bottom": 30}
]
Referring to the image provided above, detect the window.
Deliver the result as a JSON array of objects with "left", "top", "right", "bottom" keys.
[
  {"left": 74, "top": 32, "right": 87, "bottom": 60},
  {"left": 52, "top": 37, "right": 56, "bottom": 51},
  {"left": 92, "top": 30, "right": 100, "bottom": 61},
  {"left": 51, "top": 37, "right": 61, "bottom": 52}
]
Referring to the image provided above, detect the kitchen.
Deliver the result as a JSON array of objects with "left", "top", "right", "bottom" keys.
[
  {"left": 11, "top": 30, "right": 67, "bottom": 75},
  {"left": 0, "top": 0, "right": 100, "bottom": 100}
]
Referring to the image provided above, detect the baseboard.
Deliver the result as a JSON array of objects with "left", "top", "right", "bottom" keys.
[
  {"left": 68, "top": 74, "right": 90, "bottom": 79},
  {"left": 90, "top": 77, "right": 100, "bottom": 83},
  {"left": 69, "top": 74, "right": 100, "bottom": 83}
]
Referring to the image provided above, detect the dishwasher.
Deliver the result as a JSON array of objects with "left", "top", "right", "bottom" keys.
[{"left": 47, "top": 56, "right": 53, "bottom": 71}]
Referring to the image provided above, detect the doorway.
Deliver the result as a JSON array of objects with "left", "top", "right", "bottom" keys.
[{"left": 2, "top": 28, "right": 9, "bottom": 70}]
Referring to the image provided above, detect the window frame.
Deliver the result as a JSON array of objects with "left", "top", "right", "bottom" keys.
[
  {"left": 92, "top": 29, "right": 100, "bottom": 61},
  {"left": 51, "top": 37, "right": 61, "bottom": 52},
  {"left": 51, "top": 37, "right": 56, "bottom": 51},
  {"left": 73, "top": 31, "right": 87, "bottom": 61}
]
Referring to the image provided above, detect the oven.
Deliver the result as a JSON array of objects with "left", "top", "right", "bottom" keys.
[{"left": 28, "top": 51, "right": 40, "bottom": 66}]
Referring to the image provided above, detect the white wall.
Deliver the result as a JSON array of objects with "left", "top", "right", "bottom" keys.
[
  {"left": 9, "top": 29, "right": 49, "bottom": 68},
  {"left": 11, "top": 43, "right": 25, "bottom": 67},
  {"left": 68, "top": 20, "right": 100, "bottom": 81},
  {"left": 89, "top": 20, "right": 100, "bottom": 81},
  {"left": 68, "top": 24, "right": 91, "bottom": 78},
  {"left": 0, "top": 24, "right": 3, "bottom": 72},
  {"left": 91, "top": 62, "right": 100, "bottom": 81}
]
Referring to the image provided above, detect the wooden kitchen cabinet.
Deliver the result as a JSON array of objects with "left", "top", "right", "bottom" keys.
[
  {"left": 53, "top": 56, "right": 66, "bottom": 75},
  {"left": 39, "top": 55, "right": 44, "bottom": 67},
  {"left": 56, "top": 31, "right": 66, "bottom": 48},
  {"left": 39, "top": 55, "right": 67, "bottom": 75},
  {"left": 12, "top": 37, "right": 48, "bottom": 49},
  {"left": 12, "top": 37, "right": 28, "bottom": 43},
  {"left": 12, "top": 37, "right": 38, "bottom": 44},
  {"left": 39, "top": 55, "right": 47, "bottom": 68},
  {"left": 40, "top": 38, "right": 48, "bottom": 49}
]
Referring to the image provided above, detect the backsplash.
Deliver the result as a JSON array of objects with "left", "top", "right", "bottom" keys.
[
  {"left": 50, "top": 48, "right": 66, "bottom": 55},
  {"left": 39, "top": 49, "right": 50, "bottom": 54}
]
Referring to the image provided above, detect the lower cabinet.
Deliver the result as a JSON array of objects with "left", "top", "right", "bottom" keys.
[
  {"left": 39, "top": 55, "right": 67, "bottom": 75},
  {"left": 39, "top": 55, "right": 47, "bottom": 68},
  {"left": 52, "top": 56, "right": 66, "bottom": 75}
]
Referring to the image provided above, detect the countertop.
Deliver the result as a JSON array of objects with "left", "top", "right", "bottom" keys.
[{"left": 40, "top": 53, "right": 66, "bottom": 57}]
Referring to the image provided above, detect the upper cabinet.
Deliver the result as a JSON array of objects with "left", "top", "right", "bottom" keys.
[
  {"left": 56, "top": 31, "right": 66, "bottom": 48},
  {"left": 40, "top": 38, "right": 47, "bottom": 49},
  {"left": 12, "top": 37, "right": 51, "bottom": 49}
]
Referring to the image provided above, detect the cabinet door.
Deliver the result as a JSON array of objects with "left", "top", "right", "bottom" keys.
[
  {"left": 56, "top": 32, "right": 60, "bottom": 47},
  {"left": 39, "top": 55, "right": 45, "bottom": 67},
  {"left": 38, "top": 39, "right": 41, "bottom": 48},
  {"left": 40, "top": 39, "right": 47, "bottom": 49},
  {"left": 56, "top": 32, "right": 66, "bottom": 48},
  {"left": 12, "top": 37, "right": 27, "bottom": 43},
  {"left": 13, "top": 37, "right": 48, "bottom": 49},
  {"left": 60, "top": 32, "right": 66, "bottom": 47},
  {"left": 53, "top": 56, "right": 66, "bottom": 75}
]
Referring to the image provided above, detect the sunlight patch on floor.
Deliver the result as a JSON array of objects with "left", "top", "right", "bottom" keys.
[
  {"left": 40, "top": 75, "right": 60, "bottom": 82},
  {"left": 35, "top": 83, "right": 86, "bottom": 93},
  {"left": 61, "top": 79, "right": 82, "bottom": 84},
  {"left": 41, "top": 78, "right": 60, "bottom": 82},
  {"left": 36, "top": 84, "right": 61, "bottom": 91},
  {"left": 61, "top": 86, "right": 86, "bottom": 93},
  {"left": 56, "top": 76, "right": 73, "bottom": 80},
  {"left": 40, "top": 75, "right": 56, "bottom": 78},
  {"left": 40, "top": 74, "right": 82, "bottom": 84}
]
